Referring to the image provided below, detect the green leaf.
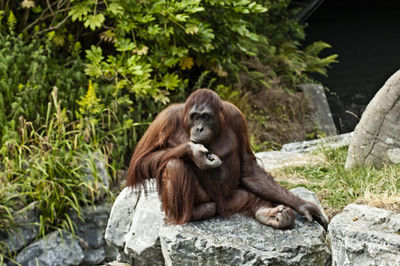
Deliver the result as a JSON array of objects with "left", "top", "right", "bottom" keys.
[
  {"left": 116, "top": 39, "right": 136, "bottom": 52},
  {"left": 84, "top": 13, "right": 105, "bottom": 31},
  {"left": 161, "top": 73, "right": 180, "bottom": 90},
  {"left": 84, "top": 63, "right": 103, "bottom": 77},
  {"left": 77, "top": 80, "right": 104, "bottom": 116},
  {"left": 85, "top": 46, "right": 103, "bottom": 64},
  {"left": 7, "top": 11, "right": 17, "bottom": 30},
  {"left": 147, "top": 24, "right": 161, "bottom": 35},
  {"left": 108, "top": 3, "right": 124, "bottom": 17},
  {"left": 130, "top": 78, "right": 152, "bottom": 95},
  {"left": 185, "top": 24, "right": 199, "bottom": 35},
  {"left": 31, "top": 5, "right": 43, "bottom": 13},
  {"left": 188, "top": 7, "right": 205, "bottom": 13},
  {"left": 153, "top": 90, "right": 170, "bottom": 104},
  {"left": 305, "top": 41, "right": 332, "bottom": 56},
  {"left": 175, "top": 14, "right": 189, "bottom": 22},
  {"left": 69, "top": 3, "right": 91, "bottom": 22}
]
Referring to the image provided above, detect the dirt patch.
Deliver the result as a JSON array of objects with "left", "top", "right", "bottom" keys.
[{"left": 248, "top": 88, "right": 316, "bottom": 149}]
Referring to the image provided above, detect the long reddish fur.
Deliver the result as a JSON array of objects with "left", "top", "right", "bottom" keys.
[{"left": 127, "top": 89, "right": 255, "bottom": 224}]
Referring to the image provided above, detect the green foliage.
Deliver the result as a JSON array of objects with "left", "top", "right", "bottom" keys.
[
  {"left": 0, "top": 88, "right": 114, "bottom": 256},
  {"left": 77, "top": 80, "right": 105, "bottom": 118},
  {"left": 70, "top": 0, "right": 271, "bottom": 109},
  {"left": 0, "top": 31, "right": 87, "bottom": 144},
  {"left": 304, "top": 41, "right": 338, "bottom": 76},
  {"left": 2, "top": 1, "right": 337, "bottom": 148},
  {"left": 4, "top": 0, "right": 336, "bottom": 105},
  {"left": 243, "top": 0, "right": 338, "bottom": 90}
]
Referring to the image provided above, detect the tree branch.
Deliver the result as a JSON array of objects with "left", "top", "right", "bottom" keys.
[{"left": 22, "top": 0, "right": 69, "bottom": 33}]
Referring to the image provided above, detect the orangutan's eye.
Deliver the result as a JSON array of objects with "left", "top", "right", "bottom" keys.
[
  {"left": 192, "top": 114, "right": 199, "bottom": 120},
  {"left": 202, "top": 114, "right": 209, "bottom": 121}
]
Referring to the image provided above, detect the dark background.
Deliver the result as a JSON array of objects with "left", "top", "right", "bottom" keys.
[{"left": 303, "top": 0, "right": 400, "bottom": 132}]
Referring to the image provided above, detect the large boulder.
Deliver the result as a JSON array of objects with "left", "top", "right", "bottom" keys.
[
  {"left": 104, "top": 187, "right": 140, "bottom": 249},
  {"left": 280, "top": 132, "right": 352, "bottom": 153},
  {"left": 160, "top": 213, "right": 329, "bottom": 266},
  {"left": 346, "top": 69, "right": 400, "bottom": 168},
  {"left": 328, "top": 204, "right": 400, "bottom": 265},
  {"left": 105, "top": 185, "right": 330, "bottom": 265},
  {"left": 15, "top": 203, "right": 114, "bottom": 266},
  {"left": 105, "top": 181, "right": 164, "bottom": 265}
]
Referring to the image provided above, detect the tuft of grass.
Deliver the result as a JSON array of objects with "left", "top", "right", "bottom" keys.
[
  {"left": 275, "top": 146, "right": 400, "bottom": 218},
  {"left": 0, "top": 88, "right": 120, "bottom": 258}
]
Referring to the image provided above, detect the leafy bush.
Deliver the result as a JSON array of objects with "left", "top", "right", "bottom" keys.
[
  {"left": 10, "top": 0, "right": 336, "bottom": 103},
  {"left": 225, "top": 0, "right": 338, "bottom": 151},
  {"left": 0, "top": 30, "right": 87, "bottom": 144},
  {"left": 0, "top": 1, "right": 337, "bottom": 154}
]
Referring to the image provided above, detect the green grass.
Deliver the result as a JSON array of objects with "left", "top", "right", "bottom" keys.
[
  {"left": 275, "top": 146, "right": 400, "bottom": 217},
  {"left": 0, "top": 89, "right": 117, "bottom": 259}
]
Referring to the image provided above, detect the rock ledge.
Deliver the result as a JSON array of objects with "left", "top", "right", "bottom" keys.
[{"left": 328, "top": 204, "right": 400, "bottom": 266}]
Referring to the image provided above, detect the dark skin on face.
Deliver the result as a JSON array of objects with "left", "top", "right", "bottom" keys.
[
  {"left": 127, "top": 89, "right": 329, "bottom": 229},
  {"left": 188, "top": 104, "right": 220, "bottom": 145},
  {"left": 187, "top": 104, "right": 222, "bottom": 168}
]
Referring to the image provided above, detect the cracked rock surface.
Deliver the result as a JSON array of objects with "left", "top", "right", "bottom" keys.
[
  {"left": 160, "top": 213, "right": 330, "bottom": 266},
  {"left": 346, "top": 69, "right": 400, "bottom": 168},
  {"left": 105, "top": 186, "right": 330, "bottom": 265},
  {"left": 328, "top": 204, "right": 400, "bottom": 266}
]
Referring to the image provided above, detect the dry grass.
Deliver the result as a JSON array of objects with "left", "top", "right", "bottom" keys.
[{"left": 355, "top": 192, "right": 400, "bottom": 213}]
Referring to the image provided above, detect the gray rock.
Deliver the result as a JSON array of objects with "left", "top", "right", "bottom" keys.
[
  {"left": 105, "top": 244, "right": 119, "bottom": 263},
  {"left": 73, "top": 203, "right": 114, "bottom": 265},
  {"left": 346, "top": 69, "right": 400, "bottom": 168},
  {"left": 290, "top": 187, "right": 329, "bottom": 224},
  {"left": 124, "top": 188, "right": 164, "bottom": 265},
  {"left": 76, "top": 204, "right": 111, "bottom": 247},
  {"left": 14, "top": 202, "right": 115, "bottom": 266},
  {"left": 281, "top": 132, "right": 353, "bottom": 153},
  {"left": 107, "top": 181, "right": 329, "bottom": 265},
  {"left": 105, "top": 180, "right": 163, "bottom": 265},
  {"left": 115, "top": 247, "right": 133, "bottom": 265},
  {"left": 160, "top": 213, "right": 330, "bottom": 266},
  {"left": 0, "top": 202, "right": 39, "bottom": 254},
  {"left": 388, "top": 148, "right": 400, "bottom": 164},
  {"left": 297, "top": 83, "right": 337, "bottom": 136},
  {"left": 328, "top": 204, "right": 400, "bottom": 266},
  {"left": 256, "top": 150, "right": 305, "bottom": 170},
  {"left": 16, "top": 230, "right": 85, "bottom": 266},
  {"left": 116, "top": 247, "right": 133, "bottom": 264},
  {"left": 105, "top": 187, "right": 140, "bottom": 248},
  {"left": 159, "top": 187, "right": 329, "bottom": 266},
  {"left": 256, "top": 133, "right": 352, "bottom": 171},
  {"left": 82, "top": 247, "right": 106, "bottom": 265}
]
